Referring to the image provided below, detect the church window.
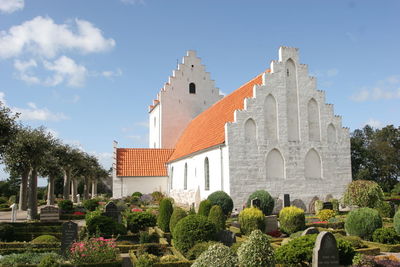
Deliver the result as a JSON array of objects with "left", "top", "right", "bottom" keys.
[
  {"left": 170, "top": 167, "right": 174, "bottom": 190},
  {"left": 204, "top": 157, "right": 210, "bottom": 191},
  {"left": 191, "top": 65, "right": 194, "bottom": 68},
  {"left": 286, "top": 58, "right": 300, "bottom": 141},
  {"left": 327, "top": 123, "right": 337, "bottom": 144},
  {"left": 184, "top": 163, "right": 188, "bottom": 190},
  {"left": 287, "top": 69, "right": 289, "bottom": 76},
  {"left": 305, "top": 148, "right": 322, "bottom": 179},
  {"left": 265, "top": 94, "right": 278, "bottom": 141},
  {"left": 266, "top": 149, "right": 285, "bottom": 179},
  {"left": 189, "top": 83, "right": 196, "bottom": 94},
  {"left": 154, "top": 117, "right": 156, "bottom": 128},
  {"left": 308, "top": 98, "right": 320, "bottom": 141},
  {"left": 244, "top": 118, "right": 257, "bottom": 142}
]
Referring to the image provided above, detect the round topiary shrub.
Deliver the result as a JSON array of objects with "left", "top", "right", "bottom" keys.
[
  {"left": 169, "top": 207, "right": 187, "bottom": 236},
  {"left": 246, "top": 190, "right": 275, "bottom": 215},
  {"left": 132, "top": 191, "right": 143, "bottom": 198},
  {"left": 127, "top": 211, "right": 157, "bottom": 233},
  {"left": 279, "top": 206, "right": 305, "bottom": 235},
  {"left": 207, "top": 191, "right": 233, "bottom": 216},
  {"left": 87, "top": 215, "right": 127, "bottom": 236},
  {"left": 198, "top": 199, "right": 212, "bottom": 217},
  {"left": 372, "top": 227, "right": 400, "bottom": 244},
  {"left": 376, "top": 201, "right": 395, "bottom": 218},
  {"left": 82, "top": 198, "right": 99, "bottom": 211},
  {"left": 238, "top": 207, "right": 265, "bottom": 235},
  {"left": 186, "top": 241, "right": 219, "bottom": 260},
  {"left": 192, "top": 243, "right": 237, "bottom": 267},
  {"left": 343, "top": 180, "right": 384, "bottom": 208},
  {"left": 157, "top": 198, "right": 173, "bottom": 232},
  {"left": 345, "top": 207, "right": 382, "bottom": 240},
  {"left": 317, "top": 209, "right": 336, "bottom": 221},
  {"left": 208, "top": 205, "right": 226, "bottom": 232},
  {"left": 32, "top": 235, "right": 59, "bottom": 243},
  {"left": 237, "top": 229, "right": 275, "bottom": 267},
  {"left": 57, "top": 199, "right": 73, "bottom": 213},
  {"left": 0, "top": 224, "right": 14, "bottom": 242},
  {"left": 173, "top": 215, "right": 217, "bottom": 254}
]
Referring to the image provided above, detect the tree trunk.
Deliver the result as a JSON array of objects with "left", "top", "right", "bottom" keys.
[
  {"left": 92, "top": 179, "right": 97, "bottom": 197},
  {"left": 83, "top": 177, "right": 90, "bottom": 200},
  {"left": 47, "top": 176, "right": 55, "bottom": 205},
  {"left": 62, "top": 168, "right": 70, "bottom": 200},
  {"left": 71, "top": 178, "right": 78, "bottom": 203},
  {"left": 27, "top": 168, "right": 38, "bottom": 220},
  {"left": 19, "top": 168, "right": 30, "bottom": 211}
]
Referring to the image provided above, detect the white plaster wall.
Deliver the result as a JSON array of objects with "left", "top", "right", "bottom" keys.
[
  {"left": 149, "top": 103, "right": 161, "bottom": 148},
  {"left": 114, "top": 176, "right": 168, "bottom": 197}
]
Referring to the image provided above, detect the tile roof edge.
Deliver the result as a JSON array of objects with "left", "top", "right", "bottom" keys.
[{"left": 167, "top": 142, "right": 226, "bottom": 163}]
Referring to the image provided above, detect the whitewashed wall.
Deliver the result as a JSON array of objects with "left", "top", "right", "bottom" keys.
[{"left": 113, "top": 176, "right": 168, "bottom": 198}]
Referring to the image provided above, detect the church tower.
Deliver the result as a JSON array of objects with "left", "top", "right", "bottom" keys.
[{"left": 149, "top": 51, "right": 223, "bottom": 148}]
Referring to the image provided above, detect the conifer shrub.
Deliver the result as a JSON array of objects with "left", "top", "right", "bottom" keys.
[
  {"left": 198, "top": 199, "right": 212, "bottom": 217},
  {"left": 127, "top": 212, "right": 157, "bottom": 233},
  {"left": 345, "top": 207, "right": 382, "bottom": 240},
  {"left": 208, "top": 205, "right": 226, "bottom": 232},
  {"left": 238, "top": 207, "right": 265, "bottom": 235},
  {"left": 372, "top": 227, "right": 400, "bottom": 244},
  {"left": 279, "top": 206, "right": 305, "bottom": 235},
  {"left": 317, "top": 209, "right": 336, "bottom": 221},
  {"left": 31, "top": 235, "right": 59, "bottom": 243},
  {"left": 246, "top": 190, "right": 275, "bottom": 215},
  {"left": 192, "top": 243, "right": 238, "bottom": 267},
  {"left": 139, "top": 231, "right": 159, "bottom": 244},
  {"left": 132, "top": 191, "right": 143, "bottom": 198},
  {"left": 207, "top": 191, "right": 233, "bottom": 216},
  {"left": 186, "top": 241, "right": 219, "bottom": 260},
  {"left": 343, "top": 180, "right": 384, "bottom": 208},
  {"left": 237, "top": 229, "right": 275, "bottom": 267},
  {"left": 172, "top": 215, "right": 216, "bottom": 254},
  {"left": 87, "top": 215, "right": 127, "bottom": 236},
  {"left": 376, "top": 201, "right": 395, "bottom": 218},
  {"left": 157, "top": 198, "right": 173, "bottom": 232},
  {"left": 169, "top": 207, "right": 187, "bottom": 236},
  {"left": 57, "top": 199, "right": 73, "bottom": 213}
]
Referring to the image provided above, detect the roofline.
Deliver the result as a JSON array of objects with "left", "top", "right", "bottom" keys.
[
  {"left": 167, "top": 142, "right": 226, "bottom": 164},
  {"left": 116, "top": 175, "right": 168, "bottom": 178}
]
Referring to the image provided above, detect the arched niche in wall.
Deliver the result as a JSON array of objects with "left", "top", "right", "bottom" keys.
[
  {"left": 308, "top": 98, "right": 321, "bottom": 141},
  {"left": 327, "top": 123, "right": 337, "bottom": 144},
  {"left": 170, "top": 167, "right": 174, "bottom": 190},
  {"left": 265, "top": 94, "right": 278, "bottom": 141},
  {"left": 305, "top": 148, "right": 322, "bottom": 179},
  {"left": 184, "top": 163, "right": 188, "bottom": 190},
  {"left": 285, "top": 58, "right": 300, "bottom": 141},
  {"left": 244, "top": 118, "right": 257, "bottom": 143},
  {"left": 266, "top": 148, "right": 285, "bottom": 179},
  {"left": 204, "top": 157, "right": 210, "bottom": 191}
]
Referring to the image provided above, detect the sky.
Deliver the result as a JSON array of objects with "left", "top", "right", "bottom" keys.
[{"left": 0, "top": 0, "right": 399, "bottom": 182}]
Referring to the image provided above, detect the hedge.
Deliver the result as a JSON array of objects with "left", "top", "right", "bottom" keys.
[
  {"left": 129, "top": 247, "right": 193, "bottom": 267},
  {"left": 0, "top": 247, "right": 60, "bottom": 255},
  {"left": 363, "top": 241, "right": 400, "bottom": 253},
  {"left": 305, "top": 221, "right": 345, "bottom": 229},
  {"left": 13, "top": 262, "right": 122, "bottom": 267}
]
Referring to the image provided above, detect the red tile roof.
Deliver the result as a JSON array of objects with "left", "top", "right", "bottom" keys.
[
  {"left": 168, "top": 71, "right": 267, "bottom": 161},
  {"left": 117, "top": 148, "right": 174, "bottom": 177}
]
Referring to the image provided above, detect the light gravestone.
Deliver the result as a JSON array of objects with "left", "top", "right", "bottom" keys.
[
  {"left": 102, "top": 202, "right": 121, "bottom": 224},
  {"left": 312, "top": 231, "right": 339, "bottom": 267},
  {"left": 10, "top": 203, "right": 18, "bottom": 222},
  {"left": 77, "top": 194, "right": 80, "bottom": 203},
  {"left": 61, "top": 221, "right": 78, "bottom": 257},
  {"left": 284, "top": 194, "right": 290, "bottom": 208},
  {"left": 301, "top": 227, "right": 319, "bottom": 236},
  {"left": 40, "top": 206, "right": 59, "bottom": 222}
]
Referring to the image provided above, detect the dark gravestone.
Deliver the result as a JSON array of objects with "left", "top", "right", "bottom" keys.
[
  {"left": 322, "top": 202, "right": 333, "bottom": 210},
  {"left": 312, "top": 231, "right": 339, "bottom": 267},
  {"left": 301, "top": 227, "right": 319, "bottom": 236},
  {"left": 102, "top": 201, "right": 121, "bottom": 224},
  {"left": 251, "top": 198, "right": 261, "bottom": 209},
  {"left": 40, "top": 205, "right": 60, "bottom": 222},
  {"left": 61, "top": 221, "right": 78, "bottom": 257},
  {"left": 216, "top": 230, "right": 236, "bottom": 247},
  {"left": 284, "top": 194, "right": 290, "bottom": 208}
]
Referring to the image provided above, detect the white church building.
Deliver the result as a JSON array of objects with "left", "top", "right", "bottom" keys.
[{"left": 113, "top": 47, "right": 352, "bottom": 212}]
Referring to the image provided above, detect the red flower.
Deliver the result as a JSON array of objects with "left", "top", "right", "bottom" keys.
[
  {"left": 73, "top": 211, "right": 85, "bottom": 215},
  {"left": 131, "top": 208, "right": 143, "bottom": 212}
]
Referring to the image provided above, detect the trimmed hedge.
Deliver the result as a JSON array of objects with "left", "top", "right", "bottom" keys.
[
  {"left": 127, "top": 212, "right": 157, "bottom": 233},
  {"left": 87, "top": 215, "right": 127, "bottom": 236},
  {"left": 345, "top": 207, "right": 382, "bottom": 240},
  {"left": 157, "top": 198, "right": 173, "bottom": 232},
  {"left": 169, "top": 207, "right": 187, "bottom": 236},
  {"left": 208, "top": 205, "right": 226, "bottom": 232},
  {"left": 246, "top": 190, "right": 275, "bottom": 216},
  {"left": 207, "top": 191, "right": 233, "bottom": 216},
  {"left": 198, "top": 200, "right": 212, "bottom": 217},
  {"left": 279, "top": 206, "right": 305, "bottom": 235},
  {"left": 238, "top": 207, "right": 265, "bottom": 235}
]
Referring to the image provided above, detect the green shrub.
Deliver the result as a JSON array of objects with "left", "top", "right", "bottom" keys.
[
  {"left": 376, "top": 201, "right": 395, "bottom": 218},
  {"left": 0, "top": 203, "right": 9, "bottom": 209},
  {"left": 246, "top": 190, "right": 275, "bottom": 215},
  {"left": 0, "top": 196, "right": 8, "bottom": 204},
  {"left": 394, "top": 209, "right": 400, "bottom": 235},
  {"left": 86, "top": 215, "right": 127, "bottom": 236},
  {"left": 38, "top": 253, "right": 61, "bottom": 267},
  {"left": 343, "top": 180, "right": 384, "bottom": 208},
  {"left": 0, "top": 252, "right": 60, "bottom": 266},
  {"left": 136, "top": 253, "right": 158, "bottom": 267},
  {"left": 139, "top": 231, "right": 159, "bottom": 244},
  {"left": 159, "top": 255, "right": 181, "bottom": 263},
  {"left": 132, "top": 191, "right": 143, "bottom": 198},
  {"left": 372, "top": 227, "right": 400, "bottom": 244},
  {"left": 207, "top": 191, "right": 233, "bottom": 216},
  {"left": 192, "top": 243, "right": 237, "bottom": 267},
  {"left": 314, "top": 200, "right": 324, "bottom": 215},
  {"left": 237, "top": 229, "right": 274, "bottom": 267},
  {"left": 32, "top": 235, "right": 59, "bottom": 243},
  {"left": 238, "top": 207, "right": 265, "bottom": 235},
  {"left": 169, "top": 207, "right": 187, "bottom": 236},
  {"left": 185, "top": 241, "right": 219, "bottom": 260},
  {"left": 157, "top": 198, "right": 173, "bottom": 232},
  {"left": 57, "top": 199, "right": 73, "bottom": 213},
  {"left": 230, "top": 241, "right": 242, "bottom": 255},
  {"left": 208, "top": 205, "right": 226, "bottom": 232},
  {"left": 8, "top": 195, "right": 16, "bottom": 205},
  {"left": 173, "top": 215, "right": 217, "bottom": 253},
  {"left": 151, "top": 191, "right": 164, "bottom": 203},
  {"left": 127, "top": 212, "right": 157, "bottom": 233},
  {"left": 334, "top": 234, "right": 366, "bottom": 249},
  {"left": 345, "top": 207, "right": 382, "bottom": 240},
  {"left": 279, "top": 206, "right": 305, "bottom": 235},
  {"left": 83, "top": 198, "right": 100, "bottom": 211},
  {"left": 317, "top": 209, "right": 336, "bottom": 221},
  {"left": 0, "top": 224, "right": 14, "bottom": 241},
  {"left": 337, "top": 239, "right": 356, "bottom": 266},
  {"left": 198, "top": 200, "right": 212, "bottom": 217},
  {"left": 329, "top": 198, "right": 340, "bottom": 213},
  {"left": 392, "top": 183, "right": 400, "bottom": 195}
]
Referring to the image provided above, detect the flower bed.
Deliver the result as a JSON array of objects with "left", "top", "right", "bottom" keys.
[{"left": 69, "top": 237, "right": 119, "bottom": 265}]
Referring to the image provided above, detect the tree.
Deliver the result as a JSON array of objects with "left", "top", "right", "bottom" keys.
[
  {"left": 41, "top": 141, "right": 64, "bottom": 205},
  {"left": 0, "top": 102, "right": 18, "bottom": 159}
]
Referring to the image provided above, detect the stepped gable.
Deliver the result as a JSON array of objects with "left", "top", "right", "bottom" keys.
[
  {"left": 169, "top": 70, "right": 268, "bottom": 161},
  {"left": 117, "top": 148, "right": 174, "bottom": 176}
]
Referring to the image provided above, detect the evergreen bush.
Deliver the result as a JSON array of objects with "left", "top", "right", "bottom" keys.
[
  {"left": 31, "top": 235, "right": 59, "bottom": 243},
  {"left": 185, "top": 241, "right": 219, "bottom": 260},
  {"left": 198, "top": 199, "right": 212, "bottom": 217},
  {"left": 0, "top": 224, "right": 14, "bottom": 241},
  {"left": 139, "top": 231, "right": 159, "bottom": 244},
  {"left": 87, "top": 215, "right": 127, "bottom": 236},
  {"left": 317, "top": 209, "right": 336, "bottom": 221},
  {"left": 38, "top": 253, "right": 61, "bottom": 267},
  {"left": 208, "top": 205, "right": 226, "bottom": 232},
  {"left": 238, "top": 207, "right": 265, "bottom": 235},
  {"left": 279, "top": 206, "right": 305, "bottom": 235},
  {"left": 314, "top": 200, "right": 324, "bottom": 215},
  {"left": 376, "top": 201, "right": 395, "bottom": 218},
  {"left": 207, "top": 191, "right": 233, "bottom": 216},
  {"left": 157, "top": 198, "right": 173, "bottom": 232},
  {"left": 172, "top": 215, "right": 216, "bottom": 253},
  {"left": 132, "top": 192, "right": 143, "bottom": 198},
  {"left": 329, "top": 198, "right": 340, "bottom": 213},
  {"left": 83, "top": 198, "right": 100, "bottom": 211},
  {"left": 192, "top": 243, "right": 238, "bottom": 267},
  {"left": 127, "top": 212, "right": 157, "bottom": 233},
  {"left": 343, "top": 180, "right": 384, "bottom": 208},
  {"left": 237, "top": 229, "right": 275, "bottom": 267},
  {"left": 345, "top": 207, "right": 382, "bottom": 240},
  {"left": 169, "top": 207, "right": 187, "bottom": 236},
  {"left": 372, "top": 227, "right": 400, "bottom": 244},
  {"left": 57, "top": 199, "right": 73, "bottom": 213},
  {"left": 246, "top": 190, "right": 275, "bottom": 215}
]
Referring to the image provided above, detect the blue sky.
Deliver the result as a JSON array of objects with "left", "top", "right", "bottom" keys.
[{"left": 0, "top": 0, "right": 399, "bottom": 182}]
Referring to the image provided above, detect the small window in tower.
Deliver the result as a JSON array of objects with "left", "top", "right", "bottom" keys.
[
  {"left": 287, "top": 69, "right": 290, "bottom": 76},
  {"left": 189, "top": 82, "right": 196, "bottom": 94},
  {"left": 191, "top": 65, "right": 194, "bottom": 68},
  {"left": 154, "top": 117, "right": 156, "bottom": 128}
]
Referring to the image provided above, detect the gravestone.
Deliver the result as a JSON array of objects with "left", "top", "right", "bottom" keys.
[
  {"left": 77, "top": 194, "right": 80, "bottom": 203},
  {"left": 312, "top": 231, "right": 339, "bottom": 267},
  {"left": 102, "top": 201, "right": 121, "bottom": 224},
  {"left": 251, "top": 198, "right": 261, "bottom": 209},
  {"left": 301, "top": 227, "right": 319, "bottom": 236},
  {"left": 265, "top": 215, "right": 278, "bottom": 233},
  {"left": 40, "top": 205, "right": 59, "bottom": 221},
  {"left": 284, "top": 194, "right": 290, "bottom": 208},
  {"left": 61, "top": 221, "right": 78, "bottom": 257},
  {"left": 10, "top": 203, "right": 17, "bottom": 222},
  {"left": 322, "top": 202, "right": 333, "bottom": 210},
  {"left": 216, "top": 230, "right": 236, "bottom": 247}
]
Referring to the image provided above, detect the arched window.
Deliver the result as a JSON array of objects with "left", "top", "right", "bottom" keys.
[
  {"left": 244, "top": 118, "right": 257, "bottom": 142},
  {"left": 286, "top": 58, "right": 300, "bottom": 141},
  {"left": 265, "top": 94, "right": 278, "bottom": 140},
  {"left": 327, "top": 123, "right": 337, "bottom": 144},
  {"left": 184, "top": 163, "right": 188, "bottom": 190},
  {"left": 204, "top": 157, "right": 210, "bottom": 191},
  {"left": 266, "top": 149, "right": 285, "bottom": 179},
  {"left": 154, "top": 117, "right": 156, "bottom": 128},
  {"left": 189, "top": 83, "right": 196, "bottom": 94},
  {"left": 170, "top": 167, "right": 174, "bottom": 190},
  {"left": 305, "top": 149, "right": 322, "bottom": 179},
  {"left": 308, "top": 98, "right": 320, "bottom": 141}
]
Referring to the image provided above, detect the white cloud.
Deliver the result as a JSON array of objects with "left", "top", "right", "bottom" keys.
[
  {"left": 13, "top": 59, "right": 40, "bottom": 84},
  {"left": 43, "top": 56, "right": 87, "bottom": 87},
  {"left": 121, "top": 0, "right": 145, "bottom": 5},
  {"left": 326, "top": 68, "right": 338, "bottom": 77},
  {"left": 364, "top": 118, "right": 383, "bottom": 129},
  {"left": 0, "top": 0, "right": 24, "bottom": 14},
  {"left": 44, "top": 128, "right": 59, "bottom": 138},
  {"left": 351, "top": 75, "right": 400, "bottom": 102},
  {"left": 102, "top": 68, "right": 122, "bottom": 78}
]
